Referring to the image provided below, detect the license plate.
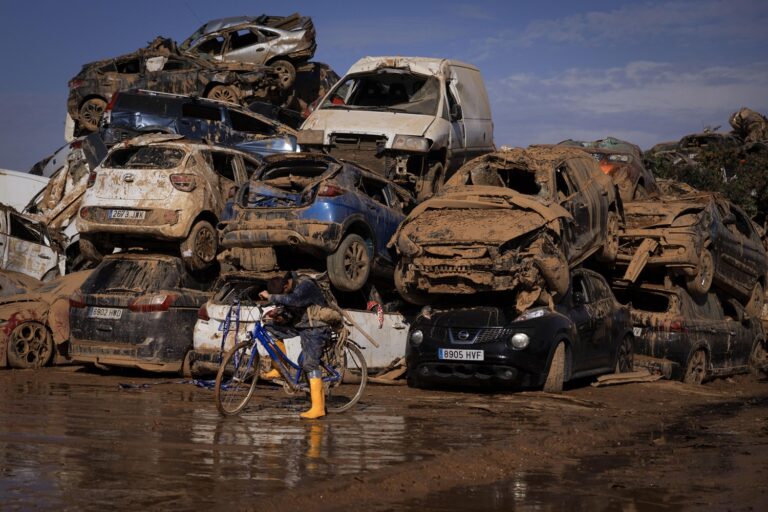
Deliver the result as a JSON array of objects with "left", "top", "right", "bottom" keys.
[
  {"left": 438, "top": 348, "right": 484, "bottom": 361},
  {"left": 109, "top": 209, "right": 146, "bottom": 220},
  {"left": 633, "top": 327, "right": 643, "bottom": 337},
  {"left": 89, "top": 307, "right": 123, "bottom": 320}
]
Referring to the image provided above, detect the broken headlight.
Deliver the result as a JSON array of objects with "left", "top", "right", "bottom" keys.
[{"left": 392, "top": 135, "right": 429, "bottom": 153}]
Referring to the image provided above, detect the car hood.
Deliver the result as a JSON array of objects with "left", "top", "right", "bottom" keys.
[
  {"left": 392, "top": 186, "right": 570, "bottom": 252},
  {"left": 624, "top": 197, "right": 709, "bottom": 229},
  {"left": 301, "top": 109, "right": 436, "bottom": 146}
]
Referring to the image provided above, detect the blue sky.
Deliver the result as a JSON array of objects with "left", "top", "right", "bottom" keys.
[{"left": 1, "top": 0, "right": 766, "bottom": 170}]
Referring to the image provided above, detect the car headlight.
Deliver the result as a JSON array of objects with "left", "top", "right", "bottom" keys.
[
  {"left": 297, "top": 129, "right": 324, "bottom": 146},
  {"left": 392, "top": 134, "right": 429, "bottom": 153},
  {"left": 510, "top": 333, "right": 530, "bottom": 350},
  {"left": 514, "top": 307, "right": 548, "bottom": 322},
  {"left": 410, "top": 329, "right": 424, "bottom": 345}
]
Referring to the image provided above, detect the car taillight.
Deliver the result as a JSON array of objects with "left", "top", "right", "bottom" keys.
[
  {"left": 69, "top": 289, "right": 86, "bottom": 308},
  {"left": 86, "top": 171, "right": 97, "bottom": 188},
  {"left": 129, "top": 293, "right": 177, "bottom": 313},
  {"left": 170, "top": 174, "right": 197, "bottom": 192},
  {"left": 198, "top": 304, "right": 210, "bottom": 321},
  {"left": 105, "top": 92, "right": 119, "bottom": 113},
  {"left": 79, "top": 207, "right": 90, "bottom": 219},
  {"left": 669, "top": 319, "right": 685, "bottom": 332},
  {"left": 317, "top": 184, "right": 345, "bottom": 197},
  {"left": 68, "top": 79, "right": 85, "bottom": 89}
]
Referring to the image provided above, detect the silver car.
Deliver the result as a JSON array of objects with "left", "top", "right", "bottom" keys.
[{"left": 180, "top": 13, "right": 316, "bottom": 89}]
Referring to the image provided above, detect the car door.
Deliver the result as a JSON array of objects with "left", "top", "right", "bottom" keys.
[
  {"left": 583, "top": 271, "right": 615, "bottom": 368},
  {"left": 222, "top": 28, "right": 271, "bottom": 65},
  {"left": 444, "top": 80, "right": 466, "bottom": 170},
  {"left": 205, "top": 150, "right": 240, "bottom": 216},
  {"left": 4, "top": 212, "right": 57, "bottom": 279},
  {"left": 191, "top": 34, "right": 227, "bottom": 60},
  {"left": 687, "top": 291, "right": 729, "bottom": 370},
  {"left": 555, "top": 163, "right": 592, "bottom": 262},
  {"left": 359, "top": 175, "right": 391, "bottom": 262},
  {"left": 713, "top": 200, "right": 745, "bottom": 286},
  {"left": 0, "top": 209, "right": 8, "bottom": 268},
  {"left": 721, "top": 298, "right": 755, "bottom": 370},
  {"left": 730, "top": 206, "right": 765, "bottom": 289},
  {"left": 568, "top": 271, "right": 598, "bottom": 373}
]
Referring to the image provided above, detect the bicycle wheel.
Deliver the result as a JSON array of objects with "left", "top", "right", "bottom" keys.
[
  {"left": 215, "top": 341, "right": 260, "bottom": 416},
  {"left": 324, "top": 341, "right": 367, "bottom": 414}
]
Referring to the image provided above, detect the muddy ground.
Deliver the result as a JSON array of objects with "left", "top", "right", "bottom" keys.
[{"left": 0, "top": 368, "right": 766, "bottom": 511}]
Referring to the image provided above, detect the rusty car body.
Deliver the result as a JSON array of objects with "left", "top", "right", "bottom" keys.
[
  {"left": 67, "top": 37, "right": 279, "bottom": 133},
  {"left": 557, "top": 137, "right": 660, "bottom": 201},
  {"left": 68, "top": 254, "right": 215, "bottom": 374},
  {"left": 392, "top": 147, "right": 622, "bottom": 310},
  {"left": 180, "top": 13, "right": 316, "bottom": 89},
  {"left": 0, "top": 271, "right": 92, "bottom": 369},
  {"left": 76, "top": 134, "right": 263, "bottom": 271},
  {"left": 614, "top": 283, "right": 767, "bottom": 384},
  {"left": 406, "top": 268, "right": 634, "bottom": 391},
  {"left": 617, "top": 192, "right": 767, "bottom": 316},
  {"left": 219, "top": 153, "right": 412, "bottom": 292}
]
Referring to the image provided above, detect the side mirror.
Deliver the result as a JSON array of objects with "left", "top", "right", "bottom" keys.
[
  {"left": 450, "top": 103, "right": 463, "bottom": 121},
  {"left": 573, "top": 291, "right": 585, "bottom": 306}
]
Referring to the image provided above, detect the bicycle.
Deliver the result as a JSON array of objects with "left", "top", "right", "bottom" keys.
[{"left": 214, "top": 304, "right": 367, "bottom": 416}]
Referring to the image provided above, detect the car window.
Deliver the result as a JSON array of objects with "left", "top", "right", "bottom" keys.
[
  {"left": 688, "top": 292, "right": 724, "bottom": 320},
  {"left": 731, "top": 208, "right": 755, "bottom": 238},
  {"left": 720, "top": 297, "right": 741, "bottom": 321},
  {"left": 181, "top": 103, "right": 221, "bottom": 122},
  {"left": 613, "top": 288, "right": 675, "bottom": 313},
  {"left": 229, "top": 110, "right": 277, "bottom": 135},
  {"left": 586, "top": 273, "right": 611, "bottom": 301},
  {"left": 195, "top": 35, "right": 225, "bottom": 55},
  {"left": 361, "top": 177, "right": 389, "bottom": 206},
  {"left": 209, "top": 151, "right": 237, "bottom": 181},
  {"left": 163, "top": 57, "right": 193, "bottom": 71},
  {"left": 571, "top": 273, "right": 591, "bottom": 303},
  {"left": 9, "top": 213, "right": 44, "bottom": 244},
  {"left": 104, "top": 146, "right": 185, "bottom": 170},
  {"left": 229, "top": 28, "right": 260, "bottom": 50},
  {"left": 112, "top": 58, "right": 140, "bottom": 74},
  {"left": 555, "top": 165, "right": 575, "bottom": 200},
  {"left": 259, "top": 29, "right": 279, "bottom": 41}
]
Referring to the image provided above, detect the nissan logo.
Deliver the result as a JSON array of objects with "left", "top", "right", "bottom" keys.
[
  {"left": 457, "top": 330, "right": 471, "bottom": 341},
  {"left": 123, "top": 173, "right": 135, "bottom": 183}
]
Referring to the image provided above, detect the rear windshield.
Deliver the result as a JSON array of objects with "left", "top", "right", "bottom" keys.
[
  {"left": 213, "top": 279, "right": 267, "bottom": 305},
  {"left": 83, "top": 258, "right": 181, "bottom": 293},
  {"left": 104, "top": 146, "right": 185, "bottom": 169},
  {"left": 451, "top": 163, "right": 548, "bottom": 197},
  {"left": 247, "top": 162, "right": 357, "bottom": 207},
  {"left": 613, "top": 289, "right": 672, "bottom": 313}
]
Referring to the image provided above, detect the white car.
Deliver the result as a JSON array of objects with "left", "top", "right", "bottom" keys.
[{"left": 0, "top": 205, "right": 61, "bottom": 281}]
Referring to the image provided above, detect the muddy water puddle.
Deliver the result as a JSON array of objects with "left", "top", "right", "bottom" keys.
[{"left": 0, "top": 369, "right": 537, "bottom": 510}]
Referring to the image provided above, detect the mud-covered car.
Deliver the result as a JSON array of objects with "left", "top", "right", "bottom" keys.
[
  {"left": 180, "top": 13, "right": 316, "bottom": 89},
  {"left": 99, "top": 90, "right": 299, "bottom": 156},
  {"left": 392, "top": 147, "right": 622, "bottom": 309},
  {"left": 219, "top": 153, "right": 412, "bottom": 292},
  {"left": 77, "top": 134, "right": 264, "bottom": 271},
  {"left": 68, "top": 254, "right": 215, "bottom": 374},
  {"left": 0, "top": 271, "right": 92, "bottom": 369},
  {"left": 0, "top": 270, "right": 40, "bottom": 298},
  {"left": 67, "top": 37, "right": 279, "bottom": 133},
  {"left": 406, "top": 268, "right": 633, "bottom": 391},
  {"left": 614, "top": 283, "right": 768, "bottom": 383},
  {"left": 618, "top": 192, "right": 767, "bottom": 316},
  {"left": 557, "top": 138, "right": 660, "bottom": 201},
  {"left": 1, "top": 204, "right": 63, "bottom": 281}
]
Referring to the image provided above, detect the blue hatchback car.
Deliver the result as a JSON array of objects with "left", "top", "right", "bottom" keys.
[{"left": 219, "top": 153, "right": 412, "bottom": 292}]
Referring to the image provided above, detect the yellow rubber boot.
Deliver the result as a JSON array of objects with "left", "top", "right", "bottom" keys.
[
  {"left": 263, "top": 340, "right": 286, "bottom": 380},
  {"left": 300, "top": 377, "right": 326, "bottom": 419}
]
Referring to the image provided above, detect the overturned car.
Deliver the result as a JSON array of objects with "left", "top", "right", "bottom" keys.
[{"left": 392, "top": 147, "right": 622, "bottom": 310}]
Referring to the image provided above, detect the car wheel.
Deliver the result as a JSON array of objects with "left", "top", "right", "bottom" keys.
[
  {"left": 78, "top": 97, "right": 106, "bottom": 132},
  {"left": 206, "top": 85, "right": 239, "bottom": 104},
  {"left": 749, "top": 339, "right": 768, "bottom": 376},
  {"left": 683, "top": 349, "right": 708, "bottom": 385},
  {"left": 686, "top": 248, "right": 714, "bottom": 296},
  {"left": 597, "top": 211, "right": 619, "bottom": 262},
  {"left": 327, "top": 234, "right": 371, "bottom": 292},
  {"left": 543, "top": 341, "right": 567, "bottom": 393},
  {"left": 269, "top": 60, "right": 296, "bottom": 89},
  {"left": 180, "top": 220, "right": 218, "bottom": 272},
  {"left": 181, "top": 351, "right": 193, "bottom": 378},
  {"left": 7, "top": 322, "right": 54, "bottom": 369},
  {"left": 394, "top": 259, "right": 430, "bottom": 305},
  {"left": 615, "top": 335, "right": 634, "bottom": 373},
  {"left": 415, "top": 162, "right": 444, "bottom": 202},
  {"left": 745, "top": 281, "right": 765, "bottom": 318}
]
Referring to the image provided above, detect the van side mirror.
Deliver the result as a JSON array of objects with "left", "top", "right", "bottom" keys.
[{"left": 450, "top": 103, "right": 463, "bottom": 121}]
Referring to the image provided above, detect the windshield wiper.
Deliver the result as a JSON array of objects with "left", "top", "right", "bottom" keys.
[{"left": 363, "top": 106, "right": 410, "bottom": 113}]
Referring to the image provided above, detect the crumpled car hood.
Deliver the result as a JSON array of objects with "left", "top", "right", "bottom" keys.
[
  {"left": 393, "top": 186, "right": 570, "bottom": 249},
  {"left": 624, "top": 197, "right": 708, "bottom": 228}
]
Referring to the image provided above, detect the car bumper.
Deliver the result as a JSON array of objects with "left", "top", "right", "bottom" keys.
[
  {"left": 69, "top": 338, "right": 183, "bottom": 372},
  {"left": 220, "top": 219, "right": 342, "bottom": 252},
  {"left": 617, "top": 232, "right": 700, "bottom": 275},
  {"left": 78, "top": 207, "right": 187, "bottom": 241}
]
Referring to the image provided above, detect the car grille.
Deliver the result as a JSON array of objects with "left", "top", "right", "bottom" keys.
[
  {"left": 328, "top": 133, "right": 388, "bottom": 174},
  {"left": 429, "top": 326, "right": 513, "bottom": 344}
]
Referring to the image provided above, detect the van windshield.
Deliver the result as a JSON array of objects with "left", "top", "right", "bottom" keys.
[{"left": 320, "top": 70, "right": 439, "bottom": 116}]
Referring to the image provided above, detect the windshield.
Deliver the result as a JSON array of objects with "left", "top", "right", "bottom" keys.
[
  {"left": 103, "top": 146, "right": 185, "bottom": 170},
  {"left": 180, "top": 25, "right": 206, "bottom": 50},
  {"left": 320, "top": 70, "right": 440, "bottom": 116},
  {"left": 83, "top": 258, "right": 181, "bottom": 293}
]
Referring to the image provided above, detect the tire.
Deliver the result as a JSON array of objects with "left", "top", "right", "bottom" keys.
[
  {"left": 615, "top": 335, "right": 634, "bottom": 373},
  {"left": 78, "top": 97, "right": 107, "bottom": 132},
  {"left": 749, "top": 339, "right": 768, "bottom": 376},
  {"left": 180, "top": 220, "right": 218, "bottom": 272},
  {"left": 327, "top": 233, "right": 371, "bottom": 292},
  {"left": 745, "top": 282, "right": 765, "bottom": 319},
  {"left": 543, "top": 341, "right": 567, "bottom": 393},
  {"left": 269, "top": 59, "right": 296, "bottom": 90},
  {"left": 206, "top": 84, "right": 239, "bottom": 104},
  {"left": 7, "top": 322, "right": 54, "bottom": 369},
  {"left": 597, "top": 211, "right": 620, "bottom": 262},
  {"left": 181, "top": 351, "right": 193, "bottom": 378},
  {"left": 686, "top": 248, "right": 714, "bottom": 296},
  {"left": 324, "top": 341, "right": 367, "bottom": 414},
  {"left": 416, "top": 162, "right": 444, "bottom": 202},
  {"left": 214, "top": 341, "right": 259, "bottom": 416},
  {"left": 394, "top": 259, "right": 430, "bottom": 305},
  {"left": 683, "top": 349, "right": 708, "bottom": 385}
]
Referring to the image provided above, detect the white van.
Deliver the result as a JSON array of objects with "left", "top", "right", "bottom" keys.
[{"left": 298, "top": 56, "right": 494, "bottom": 200}]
